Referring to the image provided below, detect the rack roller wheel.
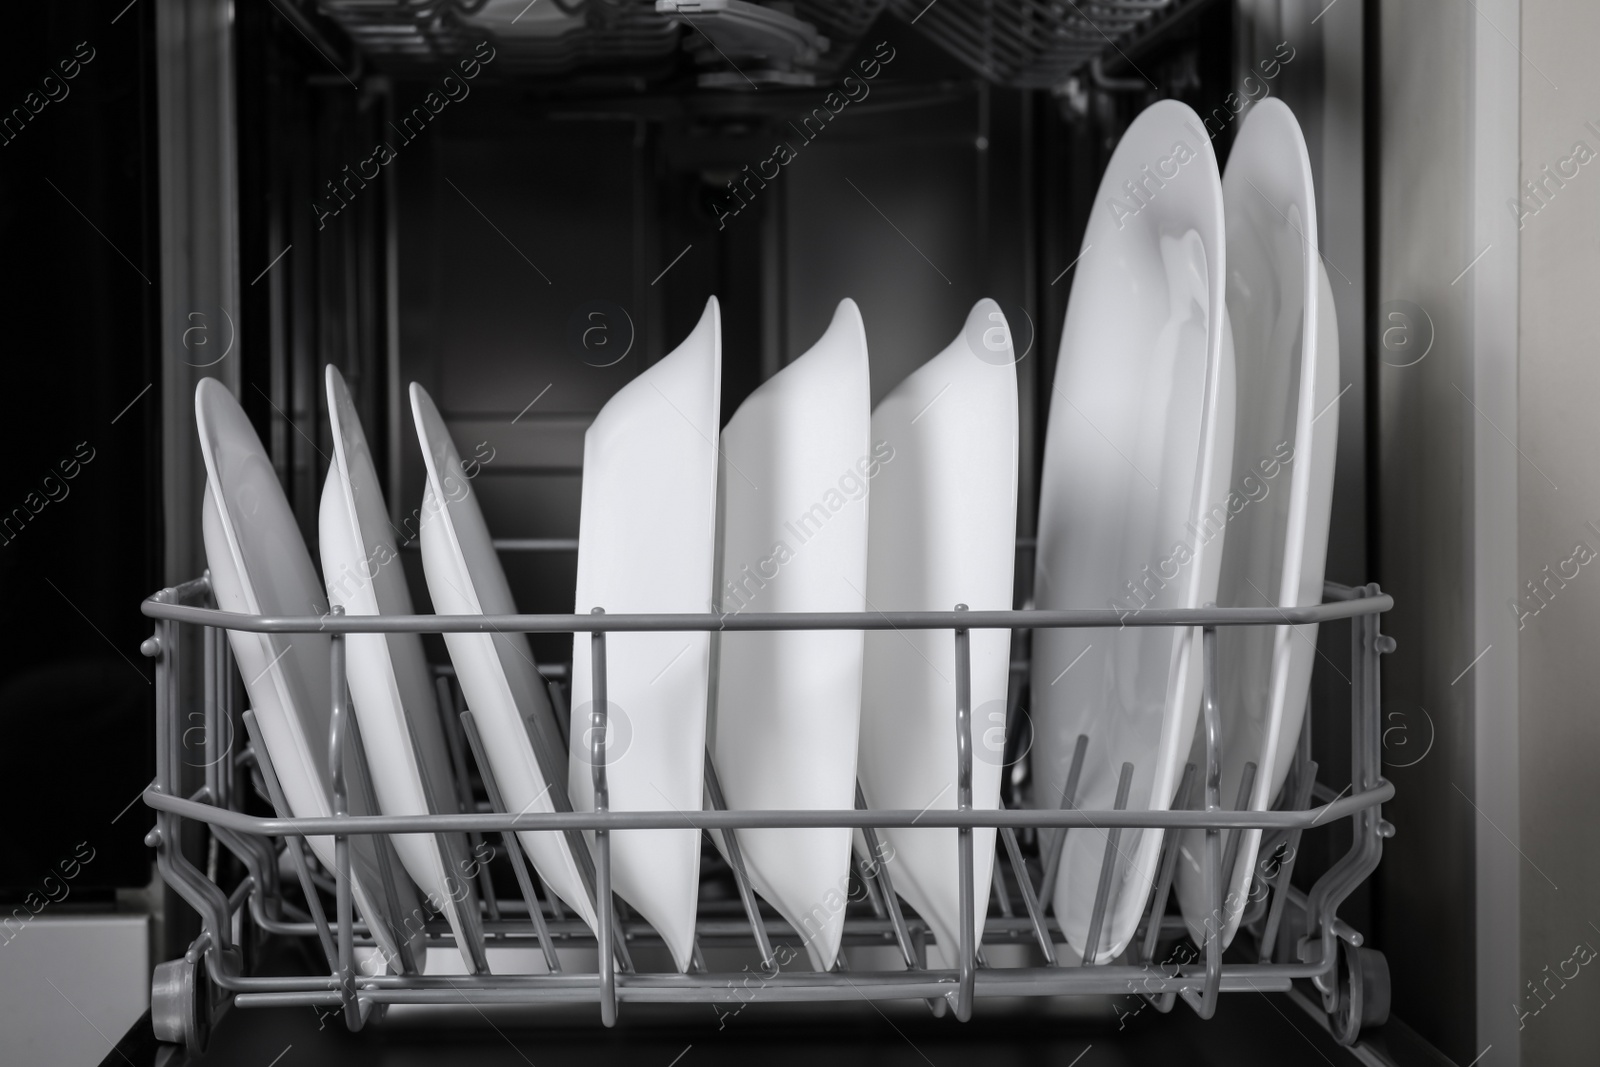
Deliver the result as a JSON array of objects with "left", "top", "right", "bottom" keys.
[
  {"left": 1331, "top": 946, "right": 1390, "bottom": 1046},
  {"left": 151, "top": 954, "right": 212, "bottom": 1056}
]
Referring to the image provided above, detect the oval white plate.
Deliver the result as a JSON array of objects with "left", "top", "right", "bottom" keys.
[
  {"left": 568, "top": 297, "right": 722, "bottom": 973},
  {"left": 196, "top": 378, "right": 418, "bottom": 974},
  {"left": 321, "top": 366, "right": 486, "bottom": 973},
  {"left": 1174, "top": 98, "right": 1341, "bottom": 950},
  {"left": 410, "top": 382, "right": 601, "bottom": 935},
  {"left": 1031, "top": 99, "right": 1236, "bottom": 964},
  {"left": 710, "top": 298, "right": 870, "bottom": 972},
  {"left": 859, "top": 298, "right": 1018, "bottom": 970}
]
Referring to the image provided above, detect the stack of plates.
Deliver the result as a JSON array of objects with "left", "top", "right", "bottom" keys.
[
  {"left": 1031, "top": 98, "right": 1338, "bottom": 962},
  {"left": 196, "top": 96, "right": 1336, "bottom": 979}
]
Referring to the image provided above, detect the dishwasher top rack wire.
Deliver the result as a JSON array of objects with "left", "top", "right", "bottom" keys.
[{"left": 138, "top": 577, "right": 1395, "bottom": 1057}]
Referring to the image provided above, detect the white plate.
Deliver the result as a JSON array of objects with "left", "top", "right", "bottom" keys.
[
  {"left": 410, "top": 382, "right": 601, "bottom": 935},
  {"left": 196, "top": 378, "right": 419, "bottom": 975},
  {"left": 1031, "top": 99, "right": 1236, "bottom": 964},
  {"left": 1174, "top": 98, "right": 1341, "bottom": 950},
  {"left": 320, "top": 367, "right": 486, "bottom": 973},
  {"left": 859, "top": 299, "right": 1018, "bottom": 970},
  {"left": 568, "top": 297, "right": 722, "bottom": 973},
  {"left": 709, "top": 298, "right": 871, "bottom": 972}
]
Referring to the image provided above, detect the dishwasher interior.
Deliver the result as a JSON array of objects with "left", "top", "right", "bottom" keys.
[{"left": 0, "top": 0, "right": 1518, "bottom": 1064}]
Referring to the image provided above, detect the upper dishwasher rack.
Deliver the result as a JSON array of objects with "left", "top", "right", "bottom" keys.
[{"left": 301, "top": 0, "right": 1204, "bottom": 86}]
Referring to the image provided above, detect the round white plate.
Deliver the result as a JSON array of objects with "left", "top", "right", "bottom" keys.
[
  {"left": 1174, "top": 98, "right": 1341, "bottom": 950},
  {"left": 410, "top": 382, "right": 601, "bottom": 935},
  {"left": 1031, "top": 99, "right": 1236, "bottom": 964},
  {"left": 859, "top": 298, "right": 1018, "bottom": 971},
  {"left": 709, "top": 298, "right": 871, "bottom": 972},
  {"left": 321, "top": 366, "right": 486, "bottom": 973},
  {"left": 196, "top": 378, "right": 418, "bottom": 975},
  {"left": 568, "top": 296, "right": 722, "bottom": 973}
]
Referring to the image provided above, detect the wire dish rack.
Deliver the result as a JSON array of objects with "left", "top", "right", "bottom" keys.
[
  {"left": 307, "top": 0, "right": 1199, "bottom": 86},
  {"left": 137, "top": 577, "right": 1395, "bottom": 1056}
]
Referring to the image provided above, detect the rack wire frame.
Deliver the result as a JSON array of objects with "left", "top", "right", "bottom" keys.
[{"left": 138, "top": 576, "right": 1394, "bottom": 1050}]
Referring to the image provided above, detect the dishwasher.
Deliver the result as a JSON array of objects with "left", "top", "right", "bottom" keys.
[{"left": 2, "top": 0, "right": 1584, "bottom": 1065}]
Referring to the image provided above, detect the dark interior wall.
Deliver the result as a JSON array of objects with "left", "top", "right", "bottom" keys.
[
  {"left": 389, "top": 24, "right": 1052, "bottom": 669},
  {"left": 0, "top": 1, "right": 160, "bottom": 898}
]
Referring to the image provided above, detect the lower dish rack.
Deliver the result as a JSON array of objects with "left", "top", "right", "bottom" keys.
[{"left": 137, "top": 578, "right": 1395, "bottom": 1056}]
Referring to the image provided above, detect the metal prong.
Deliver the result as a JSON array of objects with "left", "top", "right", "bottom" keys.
[
  {"left": 1001, "top": 824, "right": 1056, "bottom": 965},
  {"left": 460, "top": 710, "right": 561, "bottom": 974},
  {"left": 1217, "top": 761, "right": 1258, "bottom": 933},
  {"left": 436, "top": 676, "right": 500, "bottom": 925},
  {"left": 991, "top": 855, "right": 1014, "bottom": 918},
  {"left": 1038, "top": 733, "right": 1089, "bottom": 909},
  {"left": 1139, "top": 762, "right": 1196, "bottom": 968},
  {"left": 704, "top": 752, "right": 775, "bottom": 967},
  {"left": 953, "top": 607, "right": 974, "bottom": 1021},
  {"left": 242, "top": 709, "right": 337, "bottom": 972},
  {"left": 1081, "top": 760, "right": 1133, "bottom": 966},
  {"left": 1259, "top": 759, "right": 1318, "bottom": 962},
  {"left": 590, "top": 614, "right": 616, "bottom": 1027}
]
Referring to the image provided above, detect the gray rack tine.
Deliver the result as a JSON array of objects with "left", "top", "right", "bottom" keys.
[
  {"left": 458, "top": 710, "right": 562, "bottom": 974},
  {"left": 1181, "top": 624, "right": 1226, "bottom": 1019},
  {"left": 590, "top": 611, "right": 617, "bottom": 1027},
  {"left": 991, "top": 860, "right": 1014, "bottom": 918},
  {"left": 240, "top": 709, "right": 338, "bottom": 972},
  {"left": 435, "top": 675, "right": 500, "bottom": 925},
  {"left": 327, "top": 616, "right": 361, "bottom": 1030},
  {"left": 203, "top": 626, "right": 221, "bottom": 802},
  {"left": 1080, "top": 761, "right": 1134, "bottom": 966},
  {"left": 1138, "top": 762, "right": 1197, "bottom": 971},
  {"left": 1000, "top": 822, "right": 1056, "bottom": 965},
  {"left": 853, "top": 782, "right": 945, "bottom": 1017},
  {"left": 1241, "top": 697, "right": 1315, "bottom": 936},
  {"left": 495, "top": 613, "right": 627, "bottom": 974},
  {"left": 340, "top": 704, "right": 421, "bottom": 977},
  {"left": 1216, "top": 761, "right": 1259, "bottom": 932},
  {"left": 853, "top": 783, "right": 918, "bottom": 970},
  {"left": 1038, "top": 733, "right": 1089, "bottom": 909},
  {"left": 204, "top": 625, "right": 280, "bottom": 941},
  {"left": 851, "top": 843, "right": 890, "bottom": 921},
  {"left": 395, "top": 693, "right": 491, "bottom": 976},
  {"left": 703, "top": 752, "right": 775, "bottom": 967},
  {"left": 1259, "top": 759, "right": 1318, "bottom": 963},
  {"left": 953, "top": 606, "right": 976, "bottom": 1021}
]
